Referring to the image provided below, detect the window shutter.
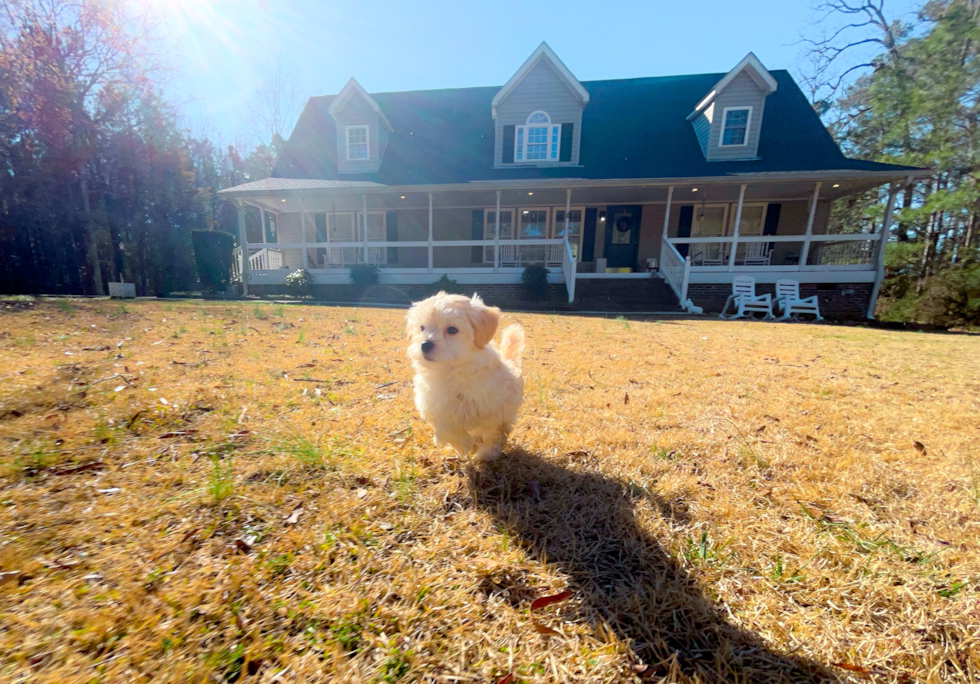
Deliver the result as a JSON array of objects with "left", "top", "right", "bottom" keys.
[
  {"left": 582, "top": 207, "right": 597, "bottom": 262},
  {"left": 763, "top": 202, "right": 780, "bottom": 253},
  {"left": 471, "top": 210, "right": 484, "bottom": 262},
  {"left": 386, "top": 211, "right": 398, "bottom": 264},
  {"left": 502, "top": 125, "right": 515, "bottom": 164},
  {"left": 314, "top": 213, "right": 327, "bottom": 242},
  {"left": 559, "top": 123, "right": 573, "bottom": 162},
  {"left": 677, "top": 206, "right": 694, "bottom": 258}
]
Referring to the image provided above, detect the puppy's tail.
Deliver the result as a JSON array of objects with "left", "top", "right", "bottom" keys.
[{"left": 499, "top": 324, "right": 525, "bottom": 372}]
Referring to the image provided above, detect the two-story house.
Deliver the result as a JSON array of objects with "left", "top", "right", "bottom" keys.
[{"left": 218, "top": 43, "right": 924, "bottom": 317}]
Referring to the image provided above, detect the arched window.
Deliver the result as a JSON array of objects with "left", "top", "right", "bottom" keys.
[{"left": 515, "top": 111, "right": 561, "bottom": 162}]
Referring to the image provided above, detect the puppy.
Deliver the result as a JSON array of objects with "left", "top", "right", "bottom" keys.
[{"left": 406, "top": 292, "right": 524, "bottom": 461}]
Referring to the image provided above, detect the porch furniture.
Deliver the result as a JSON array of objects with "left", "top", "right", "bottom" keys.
[
  {"left": 720, "top": 275, "right": 773, "bottom": 320},
  {"left": 741, "top": 242, "right": 772, "bottom": 266},
  {"left": 774, "top": 279, "right": 823, "bottom": 321},
  {"left": 691, "top": 243, "right": 726, "bottom": 266}
]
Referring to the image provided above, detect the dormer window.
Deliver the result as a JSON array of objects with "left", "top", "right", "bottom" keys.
[
  {"left": 515, "top": 111, "right": 560, "bottom": 162},
  {"left": 346, "top": 125, "right": 369, "bottom": 160},
  {"left": 720, "top": 107, "right": 751, "bottom": 147}
]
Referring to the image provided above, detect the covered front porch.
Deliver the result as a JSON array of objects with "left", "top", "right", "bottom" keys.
[{"left": 218, "top": 172, "right": 911, "bottom": 313}]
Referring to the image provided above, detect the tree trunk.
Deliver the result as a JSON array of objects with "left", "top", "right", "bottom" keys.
[{"left": 896, "top": 181, "right": 915, "bottom": 241}]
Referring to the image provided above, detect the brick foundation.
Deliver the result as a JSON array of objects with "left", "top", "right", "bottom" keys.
[{"left": 687, "top": 283, "right": 872, "bottom": 320}]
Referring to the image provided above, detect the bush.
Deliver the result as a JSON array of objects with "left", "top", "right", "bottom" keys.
[
  {"left": 422, "top": 275, "right": 467, "bottom": 297},
  {"left": 285, "top": 269, "right": 313, "bottom": 298},
  {"left": 878, "top": 256, "right": 980, "bottom": 328},
  {"left": 191, "top": 230, "right": 236, "bottom": 294},
  {"left": 349, "top": 263, "right": 380, "bottom": 289},
  {"left": 521, "top": 265, "right": 549, "bottom": 301}
]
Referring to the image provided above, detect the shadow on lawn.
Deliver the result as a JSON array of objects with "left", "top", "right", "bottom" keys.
[{"left": 472, "top": 449, "right": 834, "bottom": 683}]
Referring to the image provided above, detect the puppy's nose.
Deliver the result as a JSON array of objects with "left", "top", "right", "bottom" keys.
[{"left": 421, "top": 341, "right": 435, "bottom": 354}]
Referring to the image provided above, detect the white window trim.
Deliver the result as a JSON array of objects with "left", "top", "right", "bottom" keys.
[
  {"left": 551, "top": 206, "right": 585, "bottom": 261},
  {"left": 482, "top": 208, "right": 515, "bottom": 263},
  {"left": 719, "top": 106, "right": 752, "bottom": 148},
  {"left": 729, "top": 202, "right": 769, "bottom": 235},
  {"left": 514, "top": 111, "right": 561, "bottom": 163},
  {"left": 692, "top": 203, "right": 730, "bottom": 237},
  {"left": 345, "top": 124, "right": 370, "bottom": 161},
  {"left": 355, "top": 211, "right": 387, "bottom": 241},
  {"left": 517, "top": 207, "right": 551, "bottom": 238},
  {"left": 326, "top": 212, "right": 356, "bottom": 242}
]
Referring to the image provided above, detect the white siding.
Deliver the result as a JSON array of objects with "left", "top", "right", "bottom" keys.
[{"left": 495, "top": 59, "right": 584, "bottom": 166}]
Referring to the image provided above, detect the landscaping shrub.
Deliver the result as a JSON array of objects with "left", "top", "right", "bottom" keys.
[
  {"left": 191, "top": 230, "right": 236, "bottom": 294},
  {"left": 422, "top": 275, "right": 467, "bottom": 297},
  {"left": 285, "top": 268, "right": 313, "bottom": 298},
  {"left": 521, "top": 264, "right": 549, "bottom": 301},
  {"left": 349, "top": 263, "right": 380, "bottom": 289}
]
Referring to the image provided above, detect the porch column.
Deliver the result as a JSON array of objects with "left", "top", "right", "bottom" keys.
[
  {"left": 564, "top": 188, "right": 571, "bottom": 249},
  {"left": 494, "top": 191, "right": 501, "bottom": 273},
  {"left": 867, "top": 181, "right": 901, "bottom": 318},
  {"left": 362, "top": 194, "right": 369, "bottom": 264},
  {"left": 259, "top": 206, "right": 266, "bottom": 244},
  {"left": 728, "top": 184, "right": 747, "bottom": 271},
  {"left": 237, "top": 200, "right": 249, "bottom": 296},
  {"left": 300, "top": 195, "right": 309, "bottom": 270},
  {"left": 799, "top": 182, "right": 823, "bottom": 269},
  {"left": 427, "top": 193, "right": 434, "bottom": 273},
  {"left": 662, "top": 186, "right": 674, "bottom": 240}
]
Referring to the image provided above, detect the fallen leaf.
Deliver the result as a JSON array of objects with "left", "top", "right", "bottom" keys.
[
  {"left": 0, "top": 570, "right": 22, "bottom": 585},
  {"left": 755, "top": 425, "right": 767, "bottom": 433},
  {"left": 495, "top": 674, "right": 515, "bottom": 684},
  {"left": 530, "top": 591, "right": 573, "bottom": 611},
  {"left": 355, "top": 488, "right": 368, "bottom": 498},
  {"left": 113, "top": 385, "right": 126, "bottom": 392},
  {"left": 566, "top": 450, "right": 591, "bottom": 458},
  {"left": 285, "top": 504, "right": 303, "bottom": 525},
  {"left": 914, "top": 440, "right": 926, "bottom": 455},
  {"left": 234, "top": 536, "right": 257, "bottom": 553},
  {"left": 624, "top": 391, "right": 629, "bottom": 405},
  {"left": 530, "top": 620, "right": 560, "bottom": 636},
  {"left": 379, "top": 522, "right": 393, "bottom": 531}
]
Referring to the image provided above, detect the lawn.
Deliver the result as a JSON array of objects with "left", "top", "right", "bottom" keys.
[{"left": 0, "top": 299, "right": 977, "bottom": 684}]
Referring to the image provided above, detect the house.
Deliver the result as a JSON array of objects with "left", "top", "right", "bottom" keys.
[{"left": 217, "top": 43, "right": 925, "bottom": 317}]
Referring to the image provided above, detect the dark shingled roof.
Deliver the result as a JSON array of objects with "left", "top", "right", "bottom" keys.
[{"left": 273, "top": 70, "right": 916, "bottom": 185}]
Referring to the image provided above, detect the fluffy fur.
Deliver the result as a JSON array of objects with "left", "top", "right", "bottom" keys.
[{"left": 406, "top": 292, "right": 524, "bottom": 461}]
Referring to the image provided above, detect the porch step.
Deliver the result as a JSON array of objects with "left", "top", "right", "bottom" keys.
[{"left": 574, "top": 278, "right": 683, "bottom": 312}]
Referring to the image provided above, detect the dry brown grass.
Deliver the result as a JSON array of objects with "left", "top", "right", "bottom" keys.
[{"left": 0, "top": 298, "right": 977, "bottom": 684}]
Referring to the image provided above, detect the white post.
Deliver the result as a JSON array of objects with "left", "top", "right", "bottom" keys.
[
  {"left": 259, "top": 206, "right": 266, "bottom": 245},
  {"left": 799, "top": 181, "right": 823, "bottom": 269},
  {"left": 494, "top": 191, "right": 501, "bottom": 273},
  {"left": 237, "top": 200, "right": 249, "bottom": 296},
  {"left": 728, "top": 184, "right": 747, "bottom": 272},
  {"left": 427, "top": 192, "right": 434, "bottom": 273},
  {"left": 361, "top": 194, "right": 369, "bottom": 264},
  {"left": 300, "top": 195, "right": 309, "bottom": 270},
  {"left": 662, "top": 186, "right": 674, "bottom": 241},
  {"left": 867, "top": 181, "right": 900, "bottom": 319}
]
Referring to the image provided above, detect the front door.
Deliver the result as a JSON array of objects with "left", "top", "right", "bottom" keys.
[{"left": 603, "top": 205, "right": 642, "bottom": 270}]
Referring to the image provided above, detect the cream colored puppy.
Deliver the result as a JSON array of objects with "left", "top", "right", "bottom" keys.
[{"left": 406, "top": 292, "right": 524, "bottom": 461}]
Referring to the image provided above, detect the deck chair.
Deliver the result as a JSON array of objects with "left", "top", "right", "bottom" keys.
[
  {"left": 719, "top": 275, "right": 773, "bottom": 320},
  {"left": 741, "top": 242, "right": 772, "bottom": 266},
  {"left": 775, "top": 279, "right": 823, "bottom": 321}
]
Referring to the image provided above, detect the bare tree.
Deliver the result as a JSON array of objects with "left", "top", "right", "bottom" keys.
[
  {"left": 797, "top": 1, "right": 909, "bottom": 106},
  {"left": 241, "top": 55, "right": 303, "bottom": 150}
]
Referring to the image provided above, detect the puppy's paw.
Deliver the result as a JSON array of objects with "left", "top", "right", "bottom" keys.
[{"left": 476, "top": 443, "right": 503, "bottom": 462}]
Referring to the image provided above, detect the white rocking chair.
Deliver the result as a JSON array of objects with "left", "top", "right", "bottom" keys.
[
  {"left": 720, "top": 275, "right": 773, "bottom": 320},
  {"left": 775, "top": 279, "right": 823, "bottom": 321}
]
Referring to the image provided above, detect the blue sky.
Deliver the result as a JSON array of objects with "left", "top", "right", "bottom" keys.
[{"left": 158, "top": 0, "right": 921, "bottom": 144}]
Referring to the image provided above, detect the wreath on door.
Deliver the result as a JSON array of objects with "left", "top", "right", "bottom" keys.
[{"left": 615, "top": 216, "right": 631, "bottom": 234}]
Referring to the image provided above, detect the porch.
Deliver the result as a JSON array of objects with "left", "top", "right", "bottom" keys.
[{"left": 218, "top": 173, "right": 911, "bottom": 315}]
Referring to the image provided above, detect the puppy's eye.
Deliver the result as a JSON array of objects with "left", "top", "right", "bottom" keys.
[
  {"left": 420, "top": 325, "right": 425, "bottom": 331},
  {"left": 446, "top": 327, "right": 458, "bottom": 335}
]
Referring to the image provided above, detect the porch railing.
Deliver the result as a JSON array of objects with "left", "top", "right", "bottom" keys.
[
  {"left": 233, "top": 246, "right": 284, "bottom": 280},
  {"left": 667, "top": 233, "right": 881, "bottom": 271},
  {"left": 661, "top": 237, "right": 691, "bottom": 305}
]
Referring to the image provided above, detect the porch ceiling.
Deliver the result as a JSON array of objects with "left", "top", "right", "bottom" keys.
[{"left": 226, "top": 173, "right": 921, "bottom": 214}]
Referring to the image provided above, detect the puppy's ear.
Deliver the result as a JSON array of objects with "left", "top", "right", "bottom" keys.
[
  {"left": 465, "top": 295, "right": 500, "bottom": 349},
  {"left": 405, "top": 304, "right": 420, "bottom": 340}
]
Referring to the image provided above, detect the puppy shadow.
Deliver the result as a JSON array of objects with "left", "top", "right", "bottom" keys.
[{"left": 471, "top": 448, "right": 835, "bottom": 683}]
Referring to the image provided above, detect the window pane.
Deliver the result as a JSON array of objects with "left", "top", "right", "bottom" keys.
[
  {"left": 361, "top": 213, "right": 384, "bottom": 241},
  {"left": 735, "top": 205, "right": 765, "bottom": 236},
  {"left": 528, "top": 112, "right": 549, "bottom": 123},
  {"left": 349, "top": 143, "right": 368, "bottom": 159},
  {"left": 722, "top": 109, "right": 748, "bottom": 146},
  {"left": 516, "top": 128, "right": 524, "bottom": 160},
  {"left": 554, "top": 209, "right": 582, "bottom": 237},
  {"left": 519, "top": 209, "right": 548, "bottom": 238},
  {"left": 329, "top": 214, "right": 354, "bottom": 241},
  {"left": 484, "top": 211, "right": 513, "bottom": 239},
  {"left": 694, "top": 206, "right": 727, "bottom": 236},
  {"left": 348, "top": 127, "right": 367, "bottom": 143}
]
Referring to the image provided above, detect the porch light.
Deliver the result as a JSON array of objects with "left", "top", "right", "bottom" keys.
[
  {"left": 528, "top": 192, "right": 533, "bottom": 195},
  {"left": 692, "top": 188, "right": 698, "bottom": 192},
  {"left": 832, "top": 183, "right": 840, "bottom": 188},
  {"left": 600, "top": 215, "right": 606, "bottom": 222},
  {"left": 400, "top": 195, "right": 406, "bottom": 199},
  {"left": 523, "top": 210, "right": 529, "bottom": 214},
  {"left": 281, "top": 199, "right": 287, "bottom": 203}
]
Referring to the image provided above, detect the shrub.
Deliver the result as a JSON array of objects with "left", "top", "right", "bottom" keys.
[
  {"left": 285, "top": 268, "right": 313, "bottom": 298},
  {"left": 422, "top": 275, "right": 467, "bottom": 297},
  {"left": 191, "top": 230, "right": 236, "bottom": 294},
  {"left": 350, "top": 263, "right": 380, "bottom": 289},
  {"left": 521, "top": 265, "right": 549, "bottom": 301}
]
